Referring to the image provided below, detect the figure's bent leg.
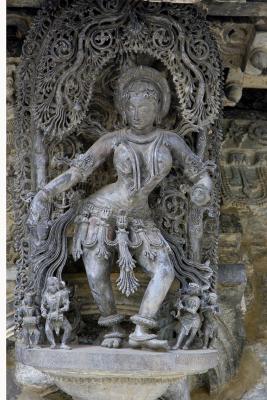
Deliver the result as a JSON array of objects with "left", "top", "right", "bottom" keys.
[
  {"left": 172, "top": 327, "right": 186, "bottom": 350},
  {"left": 183, "top": 328, "right": 198, "bottom": 349},
  {"left": 203, "top": 331, "right": 209, "bottom": 349},
  {"left": 45, "top": 321, "right": 56, "bottom": 349},
  {"left": 31, "top": 328, "right": 41, "bottom": 348},
  {"left": 129, "top": 245, "right": 174, "bottom": 350},
  {"left": 82, "top": 247, "right": 125, "bottom": 348},
  {"left": 24, "top": 330, "right": 31, "bottom": 349},
  {"left": 60, "top": 318, "right": 72, "bottom": 350}
]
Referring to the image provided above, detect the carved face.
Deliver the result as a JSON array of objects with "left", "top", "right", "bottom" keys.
[
  {"left": 47, "top": 278, "right": 59, "bottom": 294},
  {"left": 124, "top": 81, "right": 160, "bottom": 131},
  {"left": 187, "top": 284, "right": 200, "bottom": 296},
  {"left": 191, "top": 186, "right": 211, "bottom": 207},
  {"left": 209, "top": 293, "right": 217, "bottom": 305},
  {"left": 24, "top": 294, "right": 33, "bottom": 306}
]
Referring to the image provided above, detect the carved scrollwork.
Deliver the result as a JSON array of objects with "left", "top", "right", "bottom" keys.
[{"left": 28, "top": 0, "right": 222, "bottom": 142}]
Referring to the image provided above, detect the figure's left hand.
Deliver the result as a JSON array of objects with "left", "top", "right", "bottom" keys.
[
  {"left": 191, "top": 185, "right": 211, "bottom": 207},
  {"left": 190, "top": 172, "right": 212, "bottom": 207}
]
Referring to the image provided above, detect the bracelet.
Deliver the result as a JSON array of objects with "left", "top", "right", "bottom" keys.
[{"left": 40, "top": 188, "right": 52, "bottom": 200}]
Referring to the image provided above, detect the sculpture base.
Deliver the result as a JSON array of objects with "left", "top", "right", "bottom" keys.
[{"left": 16, "top": 345, "right": 218, "bottom": 400}]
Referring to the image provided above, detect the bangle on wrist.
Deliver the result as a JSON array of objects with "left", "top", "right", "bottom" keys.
[{"left": 40, "top": 188, "right": 52, "bottom": 200}]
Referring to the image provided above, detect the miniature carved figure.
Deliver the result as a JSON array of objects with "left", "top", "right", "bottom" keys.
[
  {"left": 172, "top": 283, "right": 202, "bottom": 350},
  {"left": 201, "top": 292, "right": 219, "bottom": 349},
  {"left": 28, "top": 66, "right": 213, "bottom": 351},
  {"left": 41, "top": 277, "right": 72, "bottom": 350},
  {"left": 18, "top": 292, "right": 41, "bottom": 349}
]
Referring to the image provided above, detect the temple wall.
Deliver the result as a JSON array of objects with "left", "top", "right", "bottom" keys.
[{"left": 6, "top": 1, "right": 267, "bottom": 399}]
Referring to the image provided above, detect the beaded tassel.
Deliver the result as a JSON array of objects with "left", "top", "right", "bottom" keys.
[{"left": 115, "top": 214, "right": 139, "bottom": 297}]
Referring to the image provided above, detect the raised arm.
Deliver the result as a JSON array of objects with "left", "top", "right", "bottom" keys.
[{"left": 166, "top": 132, "right": 213, "bottom": 207}]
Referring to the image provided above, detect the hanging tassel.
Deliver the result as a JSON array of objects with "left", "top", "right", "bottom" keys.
[
  {"left": 95, "top": 219, "right": 111, "bottom": 260},
  {"left": 115, "top": 214, "right": 139, "bottom": 297}
]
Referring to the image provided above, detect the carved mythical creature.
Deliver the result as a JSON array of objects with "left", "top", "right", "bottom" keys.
[
  {"left": 41, "top": 277, "right": 72, "bottom": 350},
  {"left": 28, "top": 66, "right": 213, "bottom": 351},
  {"left": 18, "top": 292, "right": 41, "bottom": 349}
]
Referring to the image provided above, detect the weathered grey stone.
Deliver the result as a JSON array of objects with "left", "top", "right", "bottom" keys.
[
  {"left": 7, "top": 0, "right": 42, "bottom": 7},
  {"left": 16, "top": 346, "right": 217, "bottom": 400},
  {"left": 6, "top": 1, "right": 267, "bottom": 400},
  {"left": 218, "top": 264, "right": 246, "bottom": 287}
]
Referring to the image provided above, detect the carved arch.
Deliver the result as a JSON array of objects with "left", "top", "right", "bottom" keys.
[{"left": 31, "top": 0, "right": 222, "bottom": 142}]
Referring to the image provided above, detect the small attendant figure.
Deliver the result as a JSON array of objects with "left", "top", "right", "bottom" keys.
[
  {"left": 18, "top": 292, "right": 41, "bottom": 349},
  {"left": 201, "top": 292, "right": 219, "bottom": 349},
  {"left": 172, "top": 283, "right": 202, "bottom": 350},
  {"left": 41, "top": 277, "right": 72, "bottom": 350}
]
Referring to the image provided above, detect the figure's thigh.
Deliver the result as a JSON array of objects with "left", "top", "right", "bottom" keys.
[
  {"left": 82, "top": 247, "right": 117, "bottom": 316},
  {"left": 135, "top": 241, "right": 174, "bottom": 277},
  {"left": 82, "top": 246, "right": 113, "bottom": 282}
]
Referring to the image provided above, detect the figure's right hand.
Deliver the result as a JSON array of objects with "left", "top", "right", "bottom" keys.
[
  {"left": 72, "top": 236, "right": 83, "bottom": 261},
  {"left": 27, "top": 190, "right": 49, "bottom": 224},
  {"left": 27, "top": 190, "right": 51, "bottom": 242}
]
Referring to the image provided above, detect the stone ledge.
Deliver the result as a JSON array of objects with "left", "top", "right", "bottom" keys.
[{"left": 16, "top": 345, "right": 218, "bottom": 378}]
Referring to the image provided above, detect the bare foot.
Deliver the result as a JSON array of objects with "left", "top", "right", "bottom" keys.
[
  {"left": 60, "top": 343, "right": 72, "bottom": 350},
  {"left": 129, "top": 334, "right": 169, "bottom": 351},
  {"left": 101, "top": 338, "right": 122, "bottom": 348}
]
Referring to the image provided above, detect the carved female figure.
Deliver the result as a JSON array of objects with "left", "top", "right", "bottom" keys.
[
  {"left": 172, "top": 283, "right": 202, "bottom": 350},
  {"left": 28, "top": 66, "right": 212, "bottom": 350},
  {"left": 201, "top": 292, "right": 219, "bottom": 349},
  {"left": 18, "top": 292, "right": 41, "bottom": 349},
  {"left": 41, "top": 277, "right": 72, "bottom": 350}
]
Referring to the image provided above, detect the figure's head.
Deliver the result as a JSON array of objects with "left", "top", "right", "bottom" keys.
[
  {"left": 208, "top": 292, "right": 217, "bottom": 305},
  {"left": 115, "top": 66, "right": 171, "bottom": 131},
  {"left": 24, "top": 292, "right": 34, "bottom": 306},
  {"left": 191, "top": 184, "right": 211, "bottom": 207},
  {"left": 187, "top": 282, "right": 201, "bottom": 296},
  {"left": 46, "top": 277, "right": 60, "bottom": 294}
]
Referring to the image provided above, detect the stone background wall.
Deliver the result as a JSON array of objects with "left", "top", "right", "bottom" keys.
[{"left": 6, "top": 1, "right": 267, "bottom": 399}]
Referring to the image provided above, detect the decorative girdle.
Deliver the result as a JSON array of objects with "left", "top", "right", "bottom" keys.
[{"left": 13, "top": 0, "right": 223, "bottom": 352}]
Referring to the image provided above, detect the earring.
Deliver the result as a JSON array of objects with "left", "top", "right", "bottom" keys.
[{"left": 156, "top": 114, "right": 162, "bottom": 125}]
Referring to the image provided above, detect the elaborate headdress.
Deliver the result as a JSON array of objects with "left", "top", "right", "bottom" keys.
[{"left": 115, "top": 66, "right": 171, "bottom": 122}]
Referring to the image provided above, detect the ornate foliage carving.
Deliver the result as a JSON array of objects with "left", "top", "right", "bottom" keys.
[
  {"left": 7, "top": 57, "right": 20, "bottom": 266},
  {"left": 31, "top": 0, "right": 222, "bottom": 141}
]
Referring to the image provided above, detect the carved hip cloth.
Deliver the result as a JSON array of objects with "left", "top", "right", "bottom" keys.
[
  {"left": 73, "top": 201, "right": 169, "bottom": 296},
  {"left": 180, "top": 313, "right": 201, "bottom": 334}
]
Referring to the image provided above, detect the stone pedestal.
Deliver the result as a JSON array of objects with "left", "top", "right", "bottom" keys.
[{"left": 16, "top": 345, "right": 218, "bottom": 400}]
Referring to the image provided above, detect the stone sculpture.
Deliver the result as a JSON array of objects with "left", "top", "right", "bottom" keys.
[
  {"left": 28, "top": 66, "right": 213, "bottom": 350},
  {"left": 41, "top": 277, "right": 72, "bottom": 350},
  {"left": 172, "top": 283, "right": 202, "bottom": 350},
  {"left": 13, "top": 0, "right": 223, "bottom": 356},
  {"left": 201, "top": 292, "right": 219, "bottom": 349},
  {"left": 18, "top": 292, "right": 40, "bottom": 349}
]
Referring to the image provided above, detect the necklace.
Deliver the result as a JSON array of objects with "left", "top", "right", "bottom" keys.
[{"left": 125, "top": 128, "right": 161, "bottom": 144}]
